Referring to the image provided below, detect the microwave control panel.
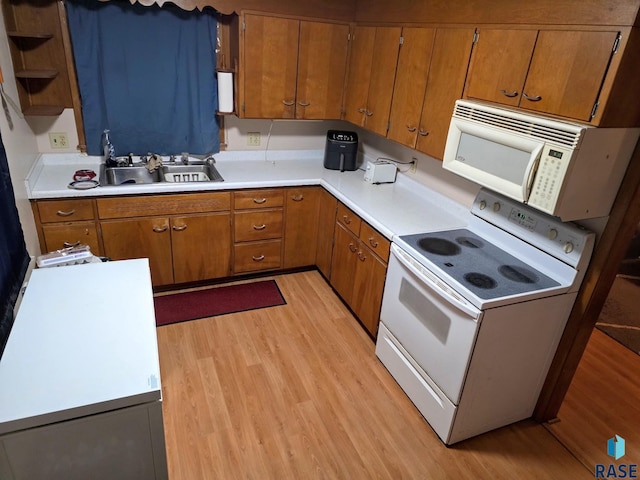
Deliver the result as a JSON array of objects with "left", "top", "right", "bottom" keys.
[{"left": 528, "top": 145, "right": 572, "bottom": 214}]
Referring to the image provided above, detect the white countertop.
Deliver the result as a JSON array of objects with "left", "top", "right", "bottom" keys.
[
  {"left": 25, "top": 150, "right": 470, "bottom": 239},
  {"left": 0, "top": 259, "right": 162, "bottom": 435}
]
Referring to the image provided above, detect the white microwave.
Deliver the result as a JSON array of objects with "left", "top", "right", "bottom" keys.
[{"left": 442, "top": 100, "right": 639, "bottom": 221}]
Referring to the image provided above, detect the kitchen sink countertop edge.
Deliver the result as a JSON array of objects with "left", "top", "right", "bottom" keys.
[{"left": 25, "top": 150, "right": 469, "bottom": 240}]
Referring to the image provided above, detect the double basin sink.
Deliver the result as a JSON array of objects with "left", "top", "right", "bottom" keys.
[{"left": 100, "top": 158, "right": 223, "bottom": 186}]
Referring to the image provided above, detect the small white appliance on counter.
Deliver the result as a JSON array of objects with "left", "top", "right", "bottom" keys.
[
  {"left": 364, "top": 160, "right": 397, "bottom": 184},
  {"left": 376, "top": 188, "right": 595, "bottom": 445},
  {"left": 0, "top": 259, "right": 168, "bottom": 480},
  {"left": 442, "top": 99, "right": 640, "bottom": 221}
]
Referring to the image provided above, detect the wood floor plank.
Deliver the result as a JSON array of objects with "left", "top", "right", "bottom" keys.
[{"left": 156, "top": 270, "right": 594, "bottom": 479}]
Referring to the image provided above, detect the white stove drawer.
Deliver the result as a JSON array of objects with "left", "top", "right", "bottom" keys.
[{"left": 376, "top": 323, "right": 456, "bottom": 444}]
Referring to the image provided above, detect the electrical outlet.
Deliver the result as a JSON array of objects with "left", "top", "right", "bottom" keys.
[
  {"left": 247, "top": 132, "right": 261, "bottom": 146},
  {"left": 49, "top": 133, "right": 69, "bottom": 149},
  {"left": 410, "top": 157, "right": 418, "bottom": 173}
]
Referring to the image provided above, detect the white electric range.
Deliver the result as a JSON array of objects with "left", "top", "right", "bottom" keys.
[{"left": 376, "top": 188, "right": 595, "bottom": 444}]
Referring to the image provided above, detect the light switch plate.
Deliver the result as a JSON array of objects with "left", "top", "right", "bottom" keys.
[{"left": 49, "top": 132, "right": 69, "bottom": 149}]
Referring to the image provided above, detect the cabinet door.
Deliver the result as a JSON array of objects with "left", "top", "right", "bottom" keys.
[
  {"left": 329, "top": 222, "right": 358, "bottom": 305},
  {"left": 296, "top": 21, "right": 349, "bottom": 120},
  {"left": 465, "top": 29, "right": 538, "bottom": 107},
  {"left": 283, "top": 187, "right": 321, "bottom": 269},
  {"left": 352, "top": 243, "right": 387, "bottom": 338},
  {"left": 41, "top": 222, "right": 102, "bottom": 256},
  {"left": 171, "top": 213, "right": 231, "bottom": 284},
  {"left": 344, "top": 26, "right": 376, "bottom": 127},
  {"left": 315, "top": 189, "right": 337, "bottom": 278},
  {"left": 521, "top": 30, "right": 618, "bottom": 121},
  {"left": 387, "top": 27, "right": 436, "bottom": 148},
  {"left": 416, "top": 28, "right": 475, "bottom": 159},
  {"left": 365, "top": 27, "right": 402, "bottom": 136},
  {"left": 242, "top": 14, "right": 299, "bottom": 118},
  {"left": 101, "top": 218, "right": 173, "bottom": 286}
]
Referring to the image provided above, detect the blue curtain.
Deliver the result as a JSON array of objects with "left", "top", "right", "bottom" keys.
[
  {"left": 0, "top": 132, "right": 29, "bottom": 359},
  {"left": 66, "top": 0, "right": 219, "bottom": 156}
]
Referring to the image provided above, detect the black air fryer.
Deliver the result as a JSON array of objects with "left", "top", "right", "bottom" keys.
[{"left": 323, "top": 130, "right": 358, "bottom": 172}]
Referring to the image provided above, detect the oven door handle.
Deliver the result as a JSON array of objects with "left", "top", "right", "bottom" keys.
[{"left": 391, "top": 244, "right": 481, "bottom": 319}]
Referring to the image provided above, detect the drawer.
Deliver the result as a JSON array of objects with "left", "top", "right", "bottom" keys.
[
  {"left": 360, "top": 222, "right": 390, "bottom": 263},
  {"left": 234, "top": 189, "right": 284, "bottom": 210},
  {"left": 37, "top": 199, "right": 95, "bottom": 223},
  {"left": 233, "top": 240, "right": 282, "bottom": 273},
  {"left": 234, "top": 210, "right": 283, "bottom": 242},
  {"left": 336, "top": 203, "right": 361, "bottom": 236},
  {"left": 41, "top": 222, "right": 102, "bottom": 255},
  {"left": 97, "top": 192, "right": 230, "bottom": 219}
]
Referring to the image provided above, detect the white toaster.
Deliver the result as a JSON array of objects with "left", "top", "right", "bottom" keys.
[{"left": 364, "top": 161, "right": 397, "bottom": 184}]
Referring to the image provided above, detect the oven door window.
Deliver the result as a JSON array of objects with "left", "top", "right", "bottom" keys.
[{"left": 381, "top": 252, "right": 482, "bottom": 404}]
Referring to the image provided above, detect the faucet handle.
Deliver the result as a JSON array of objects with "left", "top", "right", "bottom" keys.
[{"left": 181, "top": 152, "right": 189, "bottom": 165}]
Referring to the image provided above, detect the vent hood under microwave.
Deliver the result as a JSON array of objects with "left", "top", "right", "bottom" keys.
[{"left": 442, "top": 100, "right": 640, "bottom": 221}]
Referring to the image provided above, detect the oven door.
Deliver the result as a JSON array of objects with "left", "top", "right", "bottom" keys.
[{"left": 379, "top": 244, "right": 482, "bottom": 404}]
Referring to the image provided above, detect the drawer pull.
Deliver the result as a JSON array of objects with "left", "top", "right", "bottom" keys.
[
  {"left": 418, "top": 129, "right": 429, "bottom": 137},
  {"left": 406, "top": 125, "right": 417, "bottom": 133},
  {"left": 348, "top": 242, "right": 357, "bottom": 253},
  {"left": 357, "top": 251, "right": 366, "bottom": 262},
  {"left": 253, "top": 198, "right": 267, "bottom": 204},
  {"left": 342, "top": 214, "right": 351, "bottom": 224},
  {"left": 63, "top": 241, "right": 81, "bottom": 248},
  {"left": 500, "top": 89, "right": 519, "bottom": 98},
  {"left": 291, "top": 194, "right": 304, "bottom": 202},
  {"left": 253, "top": 224, "right": 267, "bottom": 230},
  {"left": 152, "top": 226, "right": 168, "bottom": 233},
  {"left": 297, "top": 101, "right": 310, "bottom": 107},
  {"left": 368, "top": 237, "right": 379, "bottom": 248},
  {"left": 172, "top": 224, "right": 187, "bottom": 232},
  {"left": 56, "top": 209, "right": 76, "bottom": 217},
  {"left": 522, "top": 92, "right": 542, "bottom": 102},
  {"left": 282, "top": 100, "right": 295, "bottom": 106},
  {"left": 252, "top": 255, "right": 265, "bottom": 262}
]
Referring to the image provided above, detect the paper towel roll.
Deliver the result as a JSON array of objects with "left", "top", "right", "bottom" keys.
[{"left": 217, "top": 72, "right": 234, "bottom": 113}]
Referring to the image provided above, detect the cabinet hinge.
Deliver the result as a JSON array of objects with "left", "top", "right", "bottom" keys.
[
  {"left": 399, "top": 36, "right": 404, "bottom": 46},
  {"left": 612, "top": 33, "right": 622, "bottom": 54},
  {"left": 591, "top": 101, "right": 600, "bottom": 119},
  {"left": 242, "top": 103, "right": 245, "bottom": 113},
  {"left": 348, "top": 32, "right": 351, "bottom": 41},
  {"left": 242, "top": 20, "right": 246, "bottom": 32},
  {"left": 472, "top": 30, "right": 479, "bottom": 44}
]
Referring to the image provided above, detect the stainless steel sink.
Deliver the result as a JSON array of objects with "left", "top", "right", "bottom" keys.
[
  {"left": 99, "top": 164, "right": 162, "bottom": 186},
  {"left": 99, "top": 159, "right": 224, "bottom": 186},
  {"left": 161, "top": 163, "right": 223, "bottom": 183}
]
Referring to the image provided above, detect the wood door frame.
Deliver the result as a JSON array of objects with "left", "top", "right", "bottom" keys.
[{"left": 535, "top": 137, "right": 640, "bottom": 421}]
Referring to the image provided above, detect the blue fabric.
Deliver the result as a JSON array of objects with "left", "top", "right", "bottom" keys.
[
  {"left": 0, "top": 131, "right": 29, "bottom": 359},
  {"left": 66, "top": 0, "right": 219, "bottom": 156}
]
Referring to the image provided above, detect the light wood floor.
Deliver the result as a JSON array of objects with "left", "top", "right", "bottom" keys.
[
  {"left": 156, "top": 270, "right": 598, "bottom": 479},
  {"left": 545, "top": 328, "right": 640, "bottom": 470}
]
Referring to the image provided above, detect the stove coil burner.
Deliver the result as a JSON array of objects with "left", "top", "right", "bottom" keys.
[
  {"left": 463, "top": 272, "right": 497, "bottom": 289},
  {"left": 499, "top": 265, "right": 538, "bottom": 284},
  {"left": 456, "top": 236, "right": 484, "bottom": 249},
  {"left": 418, "top": 237, "right": 461, "bottom": 256}
]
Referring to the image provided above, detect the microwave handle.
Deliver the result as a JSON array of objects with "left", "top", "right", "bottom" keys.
[
  {"left": 391, "top": 244, "right": 481, "bottom": 319},
  {"left": 524, "top": 143, "right": 544, "bottom": 198}
]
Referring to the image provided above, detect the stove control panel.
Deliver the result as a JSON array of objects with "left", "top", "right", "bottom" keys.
[{"left": 472, "top": 188, "right": 595, "bottom": 269}]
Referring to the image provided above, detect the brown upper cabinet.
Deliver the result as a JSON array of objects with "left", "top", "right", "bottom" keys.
[
  {"left": 240, "top": 13, "right": 349, "bottom": 119},
  {"left": 465, "top": 28, "right": 620, "bottom": 122},
  {"left": 344, "top": 26, "right": 402, "bottom": 137},
  {"left": 388, "top": 27, "right": 475, "bottom": 159}
]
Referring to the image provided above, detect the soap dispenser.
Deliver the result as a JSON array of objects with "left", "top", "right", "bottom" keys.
[{"left": 102, "top": 129, "right": 116, "bottom": 166}]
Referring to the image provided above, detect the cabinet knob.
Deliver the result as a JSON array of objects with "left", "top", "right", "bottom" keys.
[
  {"left": 291, "top": 194, "right": 304, "bottom": 202},
  {"left": 500, "top": 89, "right": 519, "bottom": 98},
  {"left": 172, "top": 224, "right": 187, "bottom": 231},
  {"left": 348, "top": 242, "right": 357, "bottom": 253},
  {"left": 357, "top": 108, "right": 366, "bottom": 114},
  {"left": 252, "top": 224, "right": 267, "bottom": 230},
  {"left": 365, "top": 110, "right": 373, "bottom": 117},
  {"left": 253, "top": 198, "right": 267, "bottom": 204},
  {"left": 56, "top": 209, "right": 76, "bottom": 217},
  {"left": 406, "top": 125, "right": 417, "bottom": 133},
  {"left": 522, "top": 92, "right": 542, "bottom": 102},
  {"left": 252, "top": 255, "right": 265, "bottom": 262},
  {"left": 282, "top": 100, "right": 295, "bottom": 106}
]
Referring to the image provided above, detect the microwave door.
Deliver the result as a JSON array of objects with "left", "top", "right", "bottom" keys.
[{"left": 443, "top": 118, "right": 543, "bottom": 203}]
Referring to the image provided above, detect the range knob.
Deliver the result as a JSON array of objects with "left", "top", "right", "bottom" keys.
[
  {"left": 493, "top": 202, "right": 501, "bottom": 212},
  {"left": 564, "top": 242, "right": 574, "bottom": 254},
  {"left": 479, "top": 200, "right": 487, "bottom": 210},
  {"left": 548, "top": 229, "right": 558, "bottom": 240}
]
